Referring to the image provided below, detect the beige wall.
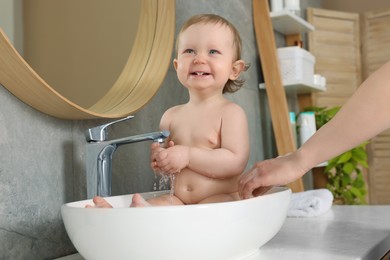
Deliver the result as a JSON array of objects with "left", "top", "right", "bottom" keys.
[
  {"left": 23, "top": 0, "right": 141, "bottom": 108},
  {"left": 0, "top": 0, "right": 23, "bottom": 54},
  {"left": 323, "top": 0, "right": 390, "bottom": 13}
]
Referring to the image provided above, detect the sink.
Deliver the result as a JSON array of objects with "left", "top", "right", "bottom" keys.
[{"left": 61, "top": 186, "right": 291, "bottom": 260}]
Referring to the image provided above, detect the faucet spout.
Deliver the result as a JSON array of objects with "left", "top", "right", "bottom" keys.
[
  {"left": 105, "top": 130, "right": 170, "bottom": 147},
  {"left": 85, "top": 125, "right": 170, "bottom": 199}
]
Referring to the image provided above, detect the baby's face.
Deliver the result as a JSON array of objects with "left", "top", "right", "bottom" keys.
[{"left": 174, "top": 22, "right": 238, "bottom": 92}]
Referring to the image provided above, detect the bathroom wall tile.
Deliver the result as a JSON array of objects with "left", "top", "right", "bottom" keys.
[{"left": 0, "top": 85, "right": 75, "bottom": 258}]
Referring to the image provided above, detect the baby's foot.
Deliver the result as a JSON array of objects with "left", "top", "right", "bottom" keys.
[
  {"left": 85, "top": 196, "right": 113, "bottom": 208},
  {"left": 130, "top": 194, "right": 151, "bottom": 207}
]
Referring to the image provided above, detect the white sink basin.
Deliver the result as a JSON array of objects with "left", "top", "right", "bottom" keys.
[{"left": 61, "top": 186, "right": 291, "bottom": 260}]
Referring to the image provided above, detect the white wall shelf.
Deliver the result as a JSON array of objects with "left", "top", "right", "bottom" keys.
[
  {"left": 266, "top": 11, "right": 324, "bottom": 94},
  {"left": 259, "top": 81, "right": 326, "bottom": 94},
  {"left": 270, "top": 10, "right": 314, "bottom": 35}
]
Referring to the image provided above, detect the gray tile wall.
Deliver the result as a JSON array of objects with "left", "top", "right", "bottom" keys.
[{"left": 0, "top": 0, "right": 321, "bottom": 258}]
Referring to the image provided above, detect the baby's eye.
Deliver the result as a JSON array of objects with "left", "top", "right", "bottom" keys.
[
  {"left": 184, "top": 49, "right": 195, "bottom": 54},
  {"left": 209, "top": 49, "right": 220, "bottom": 55}
]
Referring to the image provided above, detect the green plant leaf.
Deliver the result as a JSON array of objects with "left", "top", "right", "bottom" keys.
[
  {"left": 334, "top": 179, "right": 340, "bottom": 190},
  {"left": 342, "top": 174, "right": 351, "bottom": 186},
  {"left": 353, "top": 178, "right": 367, "bottom": 193},
  {"left": 351, "top": 147, "right": 368, "bottom": 167},
  {"left": 304, "top": 105, "right": 368, "bottom": 205},
  {"left": 349, "top": 187, "right": 366, "bottom": 204},
  {"left": 326, "top": 107, "right": 341, "bottom": 118},
  {"left": 337, "top": 152, "right": 352, "bottom": 164},
  {"left": 352, "top": 148, "right": 367, "bottom": 160},
  {"left": 324, "top": 163, "right": 335, "bottom": 173},
  {"left": 342, "top": 163, "right": 354, "bottom": 174},
  {"left": 360, "top": 160, "right": 369, "bottom": 168},
  {"left": 342, "top": 190, "right": 353, "bottom": 204}
]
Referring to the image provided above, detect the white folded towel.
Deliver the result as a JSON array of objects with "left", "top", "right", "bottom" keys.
[{"left": 287, "top": 188, "right": 334, "bottom": 217}]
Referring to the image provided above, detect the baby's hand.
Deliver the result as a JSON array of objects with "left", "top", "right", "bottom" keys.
[
  {"left": 150, "top": 141, "right": 174, "bottom": 174},
  {"left": 154, "top": 144, "right": 189, "bottom": 175}
]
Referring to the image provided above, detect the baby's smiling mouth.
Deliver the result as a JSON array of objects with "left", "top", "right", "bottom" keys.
[{"left": 191, "top": 71, "right": 210, "bottom": 76}]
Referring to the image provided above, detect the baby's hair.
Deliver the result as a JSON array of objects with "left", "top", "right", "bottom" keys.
[{"left": 176, "top": 14, "right": 249, "bottom": 93}]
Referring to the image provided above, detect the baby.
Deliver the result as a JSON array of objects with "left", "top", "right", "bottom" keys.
[{"left": 90, "top": 14, "right": 250, "bottom": 208}]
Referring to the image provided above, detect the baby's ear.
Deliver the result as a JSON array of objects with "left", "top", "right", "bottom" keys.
[{"left": 230, "top": 60, "right": 246, "bottom": 80}]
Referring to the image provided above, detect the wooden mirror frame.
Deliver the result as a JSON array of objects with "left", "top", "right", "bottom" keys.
[
  {"left": 0, "top": 0, "right": 175, "bottom": 119},
  {"left": 253, "top": 0, "right": 304, "bottom": 192}
]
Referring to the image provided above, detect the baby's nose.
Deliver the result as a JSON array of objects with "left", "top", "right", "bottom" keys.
[{"left": 193, "top": 53, "right": 206, "bottom": 64}]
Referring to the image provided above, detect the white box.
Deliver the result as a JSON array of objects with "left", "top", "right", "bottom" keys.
[{"left": 277, "top": 46, "right": 315, "bottom": 85}]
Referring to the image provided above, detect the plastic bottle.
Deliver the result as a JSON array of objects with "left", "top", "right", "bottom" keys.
[
  {"left": 298, "top": 111, "right": 316, "bottom": 147},
  {"left": 289, "top": 112, "right": 298, "bottom": 147}
]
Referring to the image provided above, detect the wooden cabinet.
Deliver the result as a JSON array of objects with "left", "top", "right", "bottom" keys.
[
  {"left": 306, "top": 7, "right": 390, "bottom": 204},
  {"left": 361, "top": 8, "right": 390, "bottom": 204},
  {"left": 307, "top": 8, "right": 361, "bottom": 108}
]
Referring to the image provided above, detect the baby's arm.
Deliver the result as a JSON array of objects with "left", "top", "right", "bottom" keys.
[
  {"left": 157, "top": 103, "right": 250, "bottom": 179},
  {"left": 187, "top": 103, "right": 249, "bottom": 178}
]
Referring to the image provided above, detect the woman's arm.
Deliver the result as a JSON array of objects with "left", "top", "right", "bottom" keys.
[{"left": 239, "top": 61, "right": 390, "bottom": 198}]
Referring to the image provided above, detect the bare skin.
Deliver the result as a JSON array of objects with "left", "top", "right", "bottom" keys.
[
  {"left": 85, "top": 196, "right": 113, "bottom": 208},
  {"left": 87, "top": 16, "right": 249, "bottom": 208},
  {"left": 238, "top": 61, "right": 390, "bottom": 199},
  {"left": 138, "top": 21, "right": 249, "bottom": 206}
]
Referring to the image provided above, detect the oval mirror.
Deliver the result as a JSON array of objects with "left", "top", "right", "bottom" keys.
[{"left": 0, "top": 0, "right": 175, "bottom": 119}]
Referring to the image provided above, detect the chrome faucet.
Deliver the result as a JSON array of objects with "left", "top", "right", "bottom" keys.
[{"left": 85, "top": 116, "right": 170, "bottom": 198}]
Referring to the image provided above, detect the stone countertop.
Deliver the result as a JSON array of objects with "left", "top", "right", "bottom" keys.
[{"left": 247, "top": 205, "right": 390, "bottom": 260}]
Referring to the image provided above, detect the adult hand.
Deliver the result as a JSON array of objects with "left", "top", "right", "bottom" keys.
[{"left": 238, "top": 153, "right": 307, "bottom": 199}]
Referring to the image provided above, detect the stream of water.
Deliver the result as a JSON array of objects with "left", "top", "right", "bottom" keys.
[{"left": 154, "top": 173, "right": 175, "bottom": 204}]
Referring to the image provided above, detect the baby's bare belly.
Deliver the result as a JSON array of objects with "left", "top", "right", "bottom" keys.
[{"left": 173, "top": 169, "right": 239, "bottom": 204}]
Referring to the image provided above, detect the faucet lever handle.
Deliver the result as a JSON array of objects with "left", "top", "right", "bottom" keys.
[{"left": 85, "top": 115, "right": 135, "bottom": 142}]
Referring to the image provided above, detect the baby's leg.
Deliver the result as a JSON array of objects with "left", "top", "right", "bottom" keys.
[
  {"left": 85, "top": 193, "right": 184, "bottom": 208},
  {"left": 198, "top": 192, "right": 240, "bottom": 204},
  {"left": 85, "top": 196, "right": 113, "bottom": 208},
  {"left": 130, "top": 194, "right": 151, "bottom": 207},
  {"left": 130, "top": 193, "right": 184, "bottom": 207}
]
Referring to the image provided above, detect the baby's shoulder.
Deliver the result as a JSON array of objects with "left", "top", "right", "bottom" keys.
[
  {"left": 161, "top": 104, "right": 184, "bottom": 121},
  {"left": 163, "top": 104, "right": 184, "bottom": 115},
  {"left": 221, "top": 101, "right": 245, "bottom": 115}
]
